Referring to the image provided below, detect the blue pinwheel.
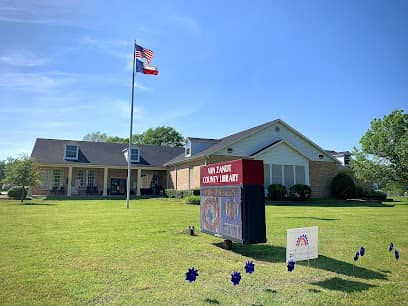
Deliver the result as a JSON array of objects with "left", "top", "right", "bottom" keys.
[
  {"left": 287, "top": 257, "right": 296, "bottom": 272},
  {"left": 185, "top": 267, "right": 199, "bottom": 282},
  {"left": 388, "top": 242, "right": 394, "bottom": 252},
  {"left": 353, "top": 251, "right": 359, "bottom": 261},
  {"left": 244, "top": 261, "right": 255, "bottom": 274},
  {"left": 395, "top": 249, "right": 400, "bottom": 261},
  {"left": 360, "top": 246, "right": 365, "bottom": 257},
  {"left": 231, "top": 271, "right": 241, "bottom": 285}
]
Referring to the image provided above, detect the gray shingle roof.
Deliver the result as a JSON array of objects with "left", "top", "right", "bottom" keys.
[
  {"left": 31, "top": 138, "right": 184, "bottom": 167},
  {"left": 164, "top": 120, "right": 278, "bottom": 166}
]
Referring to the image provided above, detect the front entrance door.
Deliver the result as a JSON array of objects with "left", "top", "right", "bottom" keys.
[{"left": 110, "top": 178, "right": 126, "bottom": 195}]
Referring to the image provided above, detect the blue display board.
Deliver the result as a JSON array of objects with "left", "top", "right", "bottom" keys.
[{"left": 200, "top": 186, "right": 242, "bottom": 242}]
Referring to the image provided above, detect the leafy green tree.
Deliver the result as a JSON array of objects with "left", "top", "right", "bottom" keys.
[
  {"left": 140, "top": 126, "right": 184, "bottom": 147},
  {"left": 82, "top": 126, "right": 184, "bottom": 147},
  {"left": 83, "top": 131, "right": 109, "bottom": 142},
  {"left": 351, "top": 109, "right": 408, "bottom": 186},
  {"left": 0, "top": 160, "right": 6, "bottom": 185},
  {"left": 3, "top": 155, "right": 40, "bottom": 203}
]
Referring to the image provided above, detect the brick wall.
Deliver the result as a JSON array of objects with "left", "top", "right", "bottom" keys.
[{"left": 309, "top": 161, "right": 339, "bottom": 198}]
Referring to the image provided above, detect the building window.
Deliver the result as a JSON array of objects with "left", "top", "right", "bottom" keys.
[
  {"left": 130, "top": 148, "right": 139, "bottom": 162},
  {"left": 87, "top": 170, "right": 96, "bottom": 187},
  {"left": 52, "top": 169, "right": 63, "bottom": 187},
  {"left": 344, "top": 154, "right": 351, "bottom": 166},
  {"left": 40, "top": 170, "right": 50, "bottom": 189},
  {"left": 263, "top": 164, "right": 271, "bottom": 188},
  {"left": 185, "top": 147, "right": 191, "bottom": 156},
  {"left": 271, "top": 164, "right": 307, "bottom": 188},
  {"left": 227, "top": 148, "right": 233, "bottom": 153},
  {"left": 65, "top": 145, "right": 79, "bottom": 160},
  {"left": 284, "top": 165, "right": 294, "bottom": 188},
  {"left": 272, "top": 164, "right": 283, "bottom": 184},
  {"left": 295, "top": 165, "right": 306, "bottom": 185},
  {"left": 76, "top": 170, "right": 85, "bottom": 188}
]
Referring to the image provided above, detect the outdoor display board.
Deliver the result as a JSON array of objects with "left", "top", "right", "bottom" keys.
[
  {"left": 286, "top": 226, "right": 318, "bottom": 262},
  {"left": 200, "top": 159, "right": 266, "bottom": 244}
]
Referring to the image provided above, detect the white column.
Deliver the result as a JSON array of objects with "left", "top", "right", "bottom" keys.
[
  {"left": 67, "top": 166, "right": 72, "bottom": 196},
  {"left": 103, "top": 167, "right": 108, "bottom": 197},
  {"left": 136, "top": 168, "right": 142, "bottom": 196}
]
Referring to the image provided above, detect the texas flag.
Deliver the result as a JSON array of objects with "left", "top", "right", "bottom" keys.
[{"left": 136, "top": 59, "right": 159, "bottom": 75}]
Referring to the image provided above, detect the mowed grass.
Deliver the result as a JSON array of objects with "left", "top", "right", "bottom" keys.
[{"left": 0, "top": 197, "right": 407, "bottom": 305}]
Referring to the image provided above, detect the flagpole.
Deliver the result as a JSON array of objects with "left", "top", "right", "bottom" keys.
[{"left": 126, "top": 40, "right": 136, "bottom": 209}]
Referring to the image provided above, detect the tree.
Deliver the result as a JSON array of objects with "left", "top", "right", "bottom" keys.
[
  {"left": 351, "top": 110, "right": 408, "bottom": 187},
  {"left": 82, "top": 126, "right": 184, "bottom": 147},
  {"left": 0, "top": 160, "right": 6, "bottom": 185},
  {"left": 3, "top": 155, "right": 40, "bottom": 203},
  {"left": 140, "top": 126, "right": 184, "bottom": 147},
  {"left": 83, "top": 131, "right": 109, "bottom": 142}
]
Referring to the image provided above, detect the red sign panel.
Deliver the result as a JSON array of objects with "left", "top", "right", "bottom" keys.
[{"left": 200, "top": 159, "right": 264, "bottom": 187}]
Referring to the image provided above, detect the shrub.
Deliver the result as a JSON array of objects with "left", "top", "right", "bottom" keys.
[
  {"left": 331, "top": 173, "right": 356, "bottom": 199},
  {"left": 289, "top": 184, "right": 312, "bottom": 201},
  {"left": 185, "top": 195, "right": 200, "bottom": 205},
  {"left": 7, "top": 186, "right": 27, "bottom": 200},
  {"left": 267, "top": 184, "right": 287, "bottom": 200},
  {"left": 165, "top": 189, "right": 197, "bottom": 198},
  {"left": 367, "top": 191, "right": 387, "bottom": 201}
]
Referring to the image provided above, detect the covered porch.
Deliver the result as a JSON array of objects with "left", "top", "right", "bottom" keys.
[{"left": 33, "top": 165, "right": 167, "bottom": 197}]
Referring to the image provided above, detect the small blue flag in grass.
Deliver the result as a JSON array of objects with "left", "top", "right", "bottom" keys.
[
  {"left": 185, "top": 267, "right": 199, "bottom": 282},
  {"left": 360, "top": 246, "right": 365, "bottom": 257},
  {"left": 287, "top": 257, "right": 296, "bottom": 272},
  {"left": 388, "top": 242, "right": 394, "bottom": 252},
  {"left": 231, "top": 271, "right": 241, "bottom": 285},
  {"left": 244, "top": 261, "right": 255, "bottom": 274},
  {"left": 354, "top": 251, "right": 359, "bottom": 261},
  {"left": 395, "top": 249, "right": 400, "bottom": 261}
]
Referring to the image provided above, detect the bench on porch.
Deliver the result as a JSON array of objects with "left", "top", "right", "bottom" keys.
[{"left": 86, "top": 186, "right": 99, "bottom": 195}]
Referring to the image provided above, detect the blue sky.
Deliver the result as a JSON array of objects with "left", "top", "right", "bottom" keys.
[{"left": 0, "top": 0, "right": 407, "bottom": 160}]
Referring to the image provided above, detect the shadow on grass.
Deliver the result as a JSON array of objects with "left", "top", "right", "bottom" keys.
[
  {"left": 287, "top": 217, "right": 338, "bottom": 221},
  {"left": 213, "top": 243, "right": 387, "bottom": 280},
  {"left": 311, "top": 277, "right": 376, "bottom": 293},
  {"left": 21, "top": 202, "right": 56, "bottom": 206},
  {"left": 266, "top": 200, "right": 395, "bottom": 208},
  {"left": 204, "top": 298, "right": 220, "bottom": 304}
]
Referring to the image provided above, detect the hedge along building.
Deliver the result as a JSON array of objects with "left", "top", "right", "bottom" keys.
[
  {"left": 164, "top": 119, "right": 341, "bottom": 198},
  {"left": 30, "top": 119, "right": 341, "bottom": 198}
]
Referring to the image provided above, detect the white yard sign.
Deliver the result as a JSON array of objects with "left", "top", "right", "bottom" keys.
[{"left": 286, "top": 226, "right": 318, "bottom": 262}]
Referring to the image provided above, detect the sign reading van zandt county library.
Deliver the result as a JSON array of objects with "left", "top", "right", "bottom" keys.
[
  {"left": 286, "top": 226, "right": 318, "bottom": 262},
  {"left": 200, "top": 159, "right": 266, "bottom": 244}
]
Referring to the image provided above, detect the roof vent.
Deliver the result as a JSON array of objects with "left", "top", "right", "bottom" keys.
[
  {"left": 275, "top": 126, "right": 280, "bottom": 132},
  {"left": 227, "top": 148, "right": 233, "bottom": 153}
]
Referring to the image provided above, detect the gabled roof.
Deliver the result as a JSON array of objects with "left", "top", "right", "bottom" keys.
[
  {"left": 250, "top": 140, "right": 282, "bottom": 156},
  {"left": 31, "top": 138, "right": 184, "bottom": 167},
  {"left": 249, "top": 140, "right": 311, "bottom": 160},
  {"left": 164, "top": 120, "right": 275, "bottom": 166},
  {"left": 164, "top": 119, "right": 339, "bottom": 166},
  {"left": 187, "top": 137, "right": 219, "bottom": 143}
]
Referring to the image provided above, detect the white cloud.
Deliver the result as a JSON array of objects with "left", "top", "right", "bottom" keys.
[
  {"left": 0, "top": 0, "right": 85, "bottom": 27},
  {"left": 0, "top": 52, "right": 50, "bottom": 67},
  {"left": 0, "top": 71, "right": 76, "bottom": 92}
]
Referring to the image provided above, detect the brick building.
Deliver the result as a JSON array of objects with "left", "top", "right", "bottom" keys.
[{"left": 31, "top": 119, "right": 341, "bottom": 198}]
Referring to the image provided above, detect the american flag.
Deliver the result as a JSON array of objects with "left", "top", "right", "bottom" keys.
[{"left": 135, "top": 43, "right": 154, "bottom": 64}]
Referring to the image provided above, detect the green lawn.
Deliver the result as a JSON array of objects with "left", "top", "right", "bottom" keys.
[{"left": 0, "top": 197, "right": 407, "bottom": 305}]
